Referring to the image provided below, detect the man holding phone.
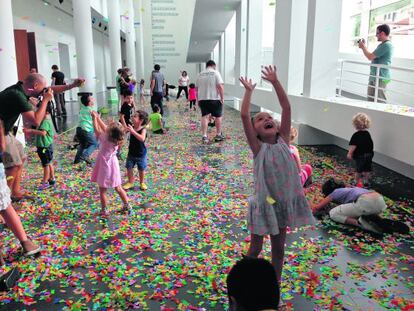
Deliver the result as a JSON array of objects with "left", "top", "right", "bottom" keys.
[
  {"left": 358, "top": 24, "right": 393, "bottom": 103},
  {"left": 0, "top": 73, "right": 84, "bottom": 201}
]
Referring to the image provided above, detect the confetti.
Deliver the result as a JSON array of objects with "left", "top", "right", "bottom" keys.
[{"left": 0, "top": 101, "right": 411, "bottom": 310}]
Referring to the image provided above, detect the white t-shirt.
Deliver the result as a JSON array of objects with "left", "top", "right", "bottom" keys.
[
  {"left": 196, "top": 67, "right": 224, "bottom": 101},
  {"left": 178, "top": 76, "right": 189, "bottom": 87}
]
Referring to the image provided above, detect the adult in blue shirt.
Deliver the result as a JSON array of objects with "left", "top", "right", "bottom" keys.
[
  {"left": 311, "top": 178, "right": 386, "bottom": 233},
  {"left": 359, "top": 24, "right": 393, "bottom": 103}
]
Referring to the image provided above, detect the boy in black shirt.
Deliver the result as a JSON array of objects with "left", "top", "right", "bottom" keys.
[
  {"left": 119, "top": 89, "right": 135, "bottom": 129},
  {"left": 347, "top": 113, "right": 374, "bottom": 187},
  {"left": 123, "top": 110, "right": 149, "bottom": 191}
]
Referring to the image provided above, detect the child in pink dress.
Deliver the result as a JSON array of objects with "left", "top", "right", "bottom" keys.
[{"left": 90, "top": 111, "right": 130, "bottom": 215}]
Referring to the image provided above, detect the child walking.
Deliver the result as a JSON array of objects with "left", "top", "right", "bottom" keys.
[
  {"left": 289, "top": 127, "right": 313, "bottom": 188},
  {"left": 239, "top": 66, "right": 314, "bottom": 305},
  {"left": 347, "top": 113, "right": 374, "bottom": 187},
  {"left": 90, "top": 111, "right": 131, "bottom": 215},
  {"left": 123, "top": 110, "right": 149, "bottom": 190},
  {"left": 188, "top": 83, "right": 197, "bottom": 111}
]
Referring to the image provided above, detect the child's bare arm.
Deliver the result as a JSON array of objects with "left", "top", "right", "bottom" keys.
[
  {"left": 311, "top": 196, "right": 333, "bottom": 212},
  {"left": 23, "top": 128, "right": 47, "bottom": 137},
  {"left": 96, "top": 113, "right": 108, "bottom": 133},
  {"left": 347, "top": 145, "right": 357, "bottom": 160},
  {"left": 127, "top": 126, "right": 146, "bottom": 142},
  {"left": 119, "top": 114, "right": 127, "bottom": 128},
  {"left": 91, "top": 111, "right": 104, "bottom": 136},
  {"left": 261, "top": 66, "right": 291, "bottom": 144},
  {"left": 239, "top": 77, "right": 261, "bottom": 156}
]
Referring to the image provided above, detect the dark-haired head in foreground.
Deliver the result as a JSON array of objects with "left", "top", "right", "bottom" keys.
[{"left": 227, "top": 257, "right": 279, "bottom": 311}]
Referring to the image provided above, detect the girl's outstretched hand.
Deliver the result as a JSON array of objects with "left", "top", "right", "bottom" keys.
[
  {"left": 261, "top": 65, "right": 278, "bottom": 84},
  {"left": 239, "top": 77, "right": 256, "bottom": 91}
]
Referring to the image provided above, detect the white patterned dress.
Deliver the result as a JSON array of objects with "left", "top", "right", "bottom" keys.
[{"left": 247, "top": 137, "right": 315, "bottom": 235}]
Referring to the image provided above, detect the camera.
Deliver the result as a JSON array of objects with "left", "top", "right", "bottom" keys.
[{"left": 36, "top": 89, "right": 59, "bottom": 132}]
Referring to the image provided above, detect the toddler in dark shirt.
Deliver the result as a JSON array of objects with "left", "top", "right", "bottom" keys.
[{"left": 347, "top": 113, "right": 374, "bottom": 187}]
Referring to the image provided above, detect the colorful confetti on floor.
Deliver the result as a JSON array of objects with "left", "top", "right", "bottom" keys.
[{"left": 0, "top": 101, "right": 413, "bottom": 310}]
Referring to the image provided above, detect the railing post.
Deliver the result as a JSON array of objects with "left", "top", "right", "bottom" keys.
[
  {"left": 338, "top": 60, "right": 344, "bottom": 97},
  {"left": 374, "top": 65, "right": 380, "bottom": 103}
]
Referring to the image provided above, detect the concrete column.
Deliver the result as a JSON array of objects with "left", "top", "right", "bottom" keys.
[
  {"left": 224, "top": 14, "right": 236, "bottom": 84},
  {"left": 235, "top": 0, "right": 247, "bottom": 79},
  {"left": 73, "top": 0, "right": 96, "bottom": 94},
  {"left": 107, "top": 0, "right": 122, "bottom": 85},
  {"left": 303, "top": 0, "right": 342, "bottom": 98},
  {"left": 135, "top": 0, "right": 145, "bottom": 79},
  {"left": 273, "top": 0, "right": 308, "bottom": 94},
  {"left": 219, "top": 34, "right": 225, "bottom": 78},
  {"left": 125, "top": 0, "right": 136, "bottom": 76},
  {"left": 0, "top": 0, "right": 18, "bottom": 90},
  {"left": 246, "top": 0, "right": 263, "bottom": 82}
]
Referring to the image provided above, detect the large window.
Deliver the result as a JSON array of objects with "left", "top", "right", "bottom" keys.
[
  {"left": 262, "top": 0, "right": 275, "bottom": 65},
  {"left": 340, "top": 0, "right": 414, "bottom": 59}
]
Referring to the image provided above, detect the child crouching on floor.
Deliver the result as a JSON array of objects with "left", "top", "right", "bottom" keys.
[{"left": 149, "top": 105, "right": 167, "bottom": 134}]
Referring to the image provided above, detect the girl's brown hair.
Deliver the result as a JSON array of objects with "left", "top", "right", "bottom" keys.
[{"left": 108, "top": 125, "right": 124, "bottom": 146}]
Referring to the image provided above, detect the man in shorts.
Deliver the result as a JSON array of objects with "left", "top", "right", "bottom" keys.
[
  {"left": 196, "top": 60, "right": 225, "bottom": 143},
  {"left": 0, "top": 73, "right": 83, "bottom": 200},
  {"left": 150, "top": 64, "right": 165, "bottom": 115}
]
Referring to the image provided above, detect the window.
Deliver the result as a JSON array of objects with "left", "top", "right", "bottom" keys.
[
  {"left": 260, "top": 0, "right": 276, "bottom": 88},
  {"left": 262, "top": 0, "right": 275, "bottom": 65},
  {"left": 340, "top": 0, "right": 414, "bottom": 58}
]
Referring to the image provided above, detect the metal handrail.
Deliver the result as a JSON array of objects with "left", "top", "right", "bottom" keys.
[
  {"left": 339, "top": 59, "right": 414, "bottom": 74},
  {"left": 337, "top": 59, "right": 414, "bottom": 104}
]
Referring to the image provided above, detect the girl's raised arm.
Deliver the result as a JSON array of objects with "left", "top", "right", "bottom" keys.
[
  {"left": 239, "top": 77, "right": 261, "bottom": 156},
  {"left": 261, "top": 66, "right": 291, "bottom": 144},
  {"left": 91, "top": 111, "right": 106, "bottom": 137}
]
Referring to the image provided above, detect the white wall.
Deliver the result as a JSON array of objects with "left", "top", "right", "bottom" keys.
[
  {"left": 11, "top": 0, "right": 111, "bottom": 99},
  {"left": 140, "top": 0, "right": 198, "bottom": 85}
]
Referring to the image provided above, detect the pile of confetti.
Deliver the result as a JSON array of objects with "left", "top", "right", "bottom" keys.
[{"left": 0, "top": 101, "right": 412, "bottom": 310}]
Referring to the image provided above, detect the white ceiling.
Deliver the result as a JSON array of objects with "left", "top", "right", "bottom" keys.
[{"left": 187, "top": 0, "right": 241, "bottom": 63}]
